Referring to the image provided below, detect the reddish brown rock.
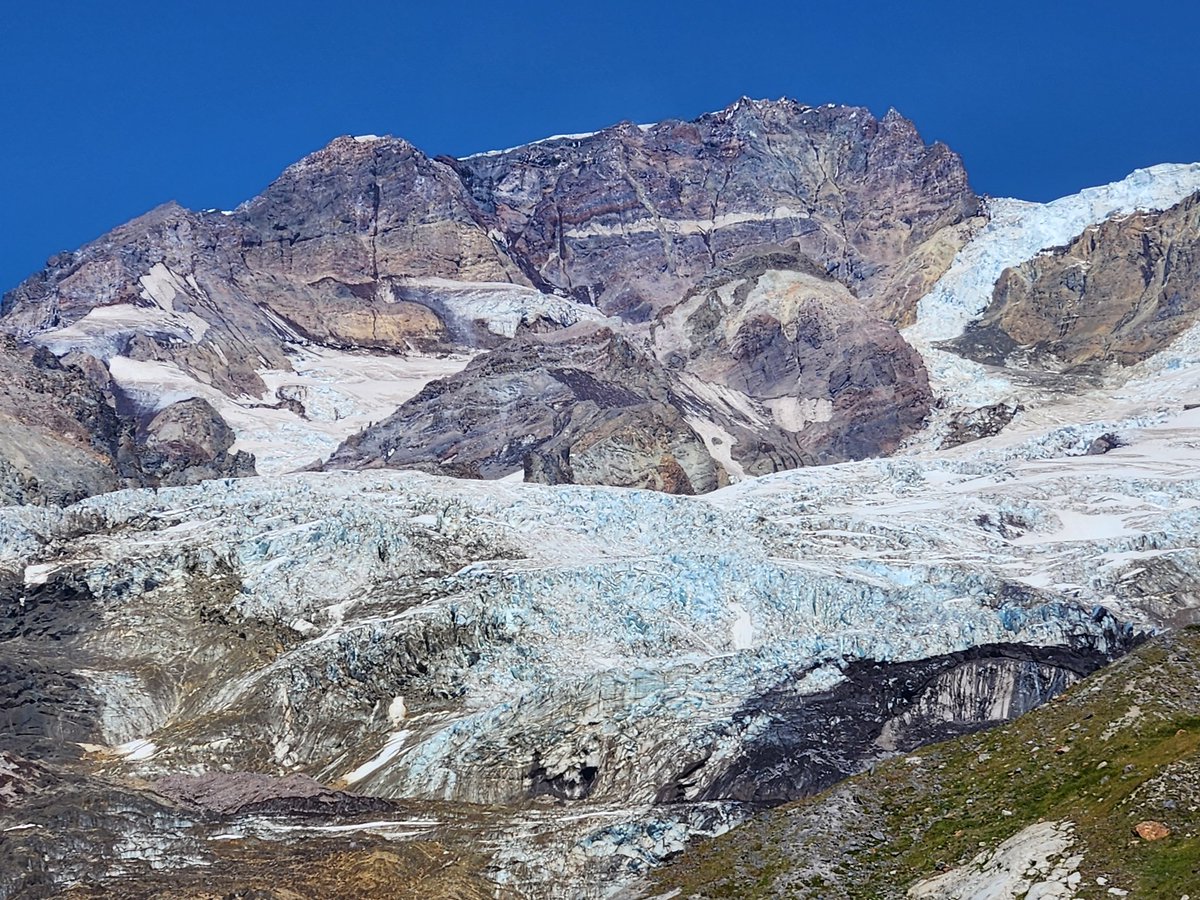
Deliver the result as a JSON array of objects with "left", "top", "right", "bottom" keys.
[
  {"left": 955, "top": 191, "right": 1200, "bottom": 369},
  {"left": 1134, "top": 820, "right": 1171, "bottom": 841}
]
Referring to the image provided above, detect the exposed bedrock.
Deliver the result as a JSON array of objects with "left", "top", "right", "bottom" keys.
[
  {"left": 322, "top": 324, "right": 724, "bottom": 493},
  {"left": 954, "top": 190, "right": 1200, "bottom": 369},
  {"left": 324, "top": 255, "right": 934, "bottom": 489},
  {"left": 0, "top": 336, "right": 130, "bottom": 505},
  {"left": 454, "top": 98, "right": 981, "bottom": 323},
  {"left": 650, "top": 251, "right": 933, "bottom": 473},
  {"left": 1, "top": 98, "right": 972, "bottom": 499},
  {"left": 137, "top": 397, "right": 257, "bottom": 486},
  {"left": 688, "top": 642, "right": 1116, "bottom": 808},
  {"left": 0, "top": 336, "right": 256, "bottom": 505}
]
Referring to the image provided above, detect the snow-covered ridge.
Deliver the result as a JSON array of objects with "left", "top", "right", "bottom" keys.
[
  {"left": 907, "top": 162, "right": 1200, "bottom": 345},
  {"left": 461, "top": 123, "right": 657, "bottom": 160}
]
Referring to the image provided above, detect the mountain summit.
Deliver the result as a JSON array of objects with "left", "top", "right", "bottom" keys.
[{"left": 2, "top": 99, "right": 982, "bottom": 499}]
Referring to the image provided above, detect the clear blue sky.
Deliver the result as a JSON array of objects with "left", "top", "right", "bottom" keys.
[{"left": 3, "top": 1, "right": 1198, "bottom": 294}]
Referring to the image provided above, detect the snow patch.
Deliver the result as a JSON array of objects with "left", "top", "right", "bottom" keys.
[
  {"left": 388, "top": 696, "right": 408, "bottom": 726},
  {"left": 23, "top": 563, "right": 58, "bottom": 586},
  {"left": 105, "top": 347, "right": 473, "bottom": 475},
  {"left": 463, "top": 130, "right": 601, "bottom": 159},
  {"left": 401, "top": 279, "right": 611, "bottom": 339},
  {"left": 764, "top": 396, "right": 833, "bottom": 432},
  {"left": 116, "top": 739, "right": 157, "bottom": 761},
  {"left": 343, "top": 730, "right": 412, "bottom": 784},
  {"left": 684, "top": 415, "right": 746, "bottom": 481},
  {"left": 563, "top": 206, "right": 810, "bottom": 240},
  {"left": 729, "top": 603, "right": 754, "bottom": 650},
  {"left": 35, "top": 303, "right": 209, "bottom": 360}
]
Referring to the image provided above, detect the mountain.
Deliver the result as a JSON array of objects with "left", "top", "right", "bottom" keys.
[
  {"left": 1, "top": 99, "right": 1199, "bottom": 898},
  {"left": 2, "top": 99, "right": 980, "bottom": 496}
]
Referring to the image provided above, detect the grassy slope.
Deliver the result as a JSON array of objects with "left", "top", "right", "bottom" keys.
[{"left": 651, "top": 627, "right": 1200, "bottom": 899}]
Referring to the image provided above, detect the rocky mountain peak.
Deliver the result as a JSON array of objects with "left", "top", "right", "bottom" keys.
[{"left": 0, "top": 97, "right": 992, "bottom": 496}]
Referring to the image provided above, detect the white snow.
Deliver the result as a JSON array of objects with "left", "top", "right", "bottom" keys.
[
  {"left": 563, "top": 206, "right": 810, "bottom": 240},
  {"left": 116, "top": 739, "right": 157, "bottom": 761},
  {"left": 462, "top": 130, "right": 601, "bottom": 159},
  {"left": 728, "top": 603, "right": 754, "bottom": 650},
  {"left": 401, "top": 278, "right": 611, "bottom": 338},
  {"left": 342, "top": 730, "right": 412, "bottom": 785},
  {"left": 388, "top": 696, "right": 408, "bottom": 726},
  {"left": 22, "top": 563, "right": 58, "bottom": 586},
  {"left": 764, "top": 396, "right": 833, "bottom": 432},
  {"left": 35, "top": 303, "right": 210, "bottom": 360},
  {"left": 907, "top": 163, "right": 1200, "bottom": 345},
  {"left": 683, "top": 415, "right": 746, "bottom": 481},
  {"left": 105, "top": 346, "right": 473, "bottom": 474}
]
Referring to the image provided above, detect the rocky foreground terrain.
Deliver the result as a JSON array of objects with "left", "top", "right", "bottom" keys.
[
  {"left": 1, "top": 99, "right": 1199, "bottom": 897},
  {"left": 649, "top": 626, "right": 1200, "bottom": 898}
]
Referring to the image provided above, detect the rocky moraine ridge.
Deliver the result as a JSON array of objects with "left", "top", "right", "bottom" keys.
[{"left": 0, "top": 98, "right": 1199, "bottom": 898}]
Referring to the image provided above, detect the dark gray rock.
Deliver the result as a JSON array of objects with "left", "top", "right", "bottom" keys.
[
  {"left": 138, "top": 398, "right": 256, "bottom": 486},
  {"left": 938, "top": 401, "right": 1022, "bottom": 449},
  {"left": 687, "top": 639, "right": 1126, "bottom": 808}
]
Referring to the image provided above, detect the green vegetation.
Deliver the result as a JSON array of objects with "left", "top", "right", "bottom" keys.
[{"left": 653, "top": 629, "right": 1200, "bottom": 898}]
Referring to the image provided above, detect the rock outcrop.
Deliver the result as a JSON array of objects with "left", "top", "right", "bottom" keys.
[
  {"left": 953, "top": 191, "right": 1200, "bottom": 369},
  {"left": 138, "top": 398, "right": 256, "bottom": 486},
  {"left": 325, "top": 324, "right": 724, "bottom": 493},
  {"left": 650, "top": 626, "right": 1200, "bottom": 899},
  {"left": 454, "top": 99, "right": 980, "bottom": 323},
  {"left": 0, "top": 335, "right": 257, "bottom": 505},
  {"left": 0, "top": 336, "right": 129, "bottom": 505},
  {"left": 650, "top": 250, "right": 932, "bottom": 473}
]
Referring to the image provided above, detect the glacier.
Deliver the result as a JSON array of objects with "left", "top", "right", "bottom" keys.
[{"left": 4, "top": 142, "right": 1200, "bottom": 896}]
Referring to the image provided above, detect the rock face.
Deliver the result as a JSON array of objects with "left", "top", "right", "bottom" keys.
[
  {"left": 953, "top": 191, "right": 1200, "bottom": 369},
  {"left": 906, "top": 820, "right": 1080, "bottom": 900},
  {"left": 0, "top": 336, "right": 129, "bottom": 505},
  {"left": 326, "top": 324, "right": 725, "bottom": 493},
  {"left": 138, "top": 398, "right": 256, "bottom": 486},
  {"left": 686, "top": 644, "right": 1105, "bottom": 808},
  {"left": 650, "top": 252, "right": 932, "bottom": 473},
  {"left": 937, "top": 401, "right": 1022, "bottom": 450},
  {"left": 2, "top": 98, "right": 975, "bottom": 498},
  {"left": 650, "top": 627, "right": 1200, "bottom": 899},
  {"left": 455, "top": 99, "right": 980, "bottom": 324},
  {"left": 325, "top": 249, "right": 934, "bottom": 489},
  {"left": 0, "top": 336, "right": 256, "bottom": 505}
]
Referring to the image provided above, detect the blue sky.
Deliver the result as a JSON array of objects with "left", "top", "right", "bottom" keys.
[{"left": 2, "top": 0, "right": 1198, "bottom": 293}]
